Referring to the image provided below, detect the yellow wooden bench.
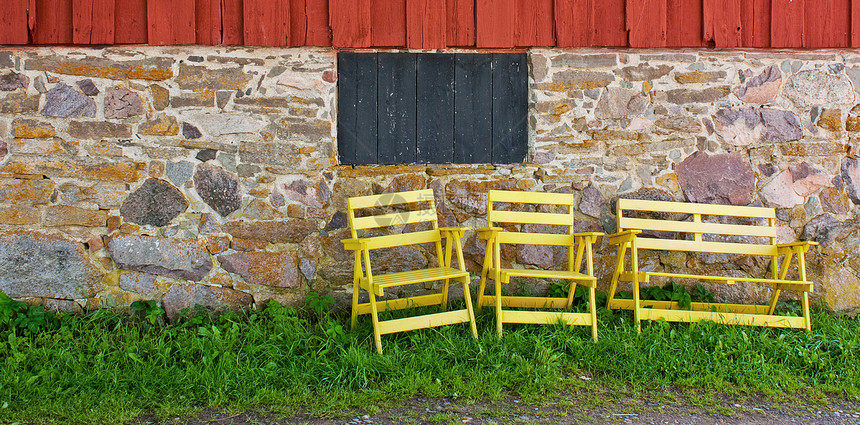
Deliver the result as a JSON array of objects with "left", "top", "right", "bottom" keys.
[
  {"left": 606, "top": 199, "right": 817, "bottom": 331},
  {"left": 477, "top": 190, "right": 603, "bottom": 338},
  {"left": 342, "top": 189, "right": 478, "bottom": 354}
]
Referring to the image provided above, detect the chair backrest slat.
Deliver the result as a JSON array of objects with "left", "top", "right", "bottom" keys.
[
  {"left": 489, "top": 190, "right": 574, "bottom": 205},
  {"left": 619, "top": 217, "right": 777, "bottom": 238},
  {"left": 618, "top": 199, "right": 776, "bottom": 219},
  {"left": 362, "top": 230, "right": 441, "bottom": 250},
  {"left": 351, "top": 208, "right": 437, "bottom": 230},
  {"left": 636, "top": 238, "right": 777, "bottom": 256},
  {"left": 487, "top": 190, "right": 574, "bottom": 232},
  {"left": 489, "top": 210, "right": 573, "bottom": 226}
]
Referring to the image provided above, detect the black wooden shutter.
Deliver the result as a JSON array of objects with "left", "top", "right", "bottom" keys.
[{"left": 338, "top": 52, "right": 527, "bottom": 165}]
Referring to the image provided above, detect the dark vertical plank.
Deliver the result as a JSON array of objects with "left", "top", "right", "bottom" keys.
[
  {"left": 592, "top": 0, "right": 627, "bottom": 46},
  {"left": 291, "top": 0, "right": 307, "bottom": 45},
  {"left": 377, "top": 53, "right": 417, "bottom": 165},
  {"left": 447, "top": 0, "right": 476, "bottom": 46},
  {"left": 771, "top": 0, "right": 804, "bottom": 47},
  {"left": 556, "top": 0, "right": 591, "bottom": 46},
  {"left": 491, "top": 54, "right": 527, "bottom": 164},
  {"left": 148, "top": 0, "right": 196, "bottom": 45},
  {"left": 73, "top": 0, "right": 115, "bottom": 44},
  {"left": 454, "top": 54, "right": 492, "bottom": 164},
  {"left": 805, "top": 0, "right": 849, "bottom": 47},
  {"left": 305, "top": 0, "right": 330, "bottom": 45},
  {"left": 667, "top": 0, "right": 703, "bottom": 46},
  {"left": 741, "top": 0, "right": 770, "bottom": 47},
  {"left": 32, "top": 0, "right": 73, "bottom": 44},
  {"left": 372, "top": 0, "right": 406, "bottom": 46},
  {"left": 0, "top": 0, "right": 29, "bottom": 44},
  {"left": 222, "top": 0, "right": 244, "bottom": 44},
  {"left": 627, "top": 0, "right": 667, "bottom": 47},
  {"left": 114, "top": 0, "right": 146, "bottom": 43},
  {"left": 515, "top": 0, "right": 554, "bottom": 46},
  {"left": 338, "top": 53, "right": 378, "bottom": 165},
  {"left": 417, "top": 54, "right": 455, "bottom": 164},
  {"left": 407, "top": 0, "right": 447, "bottom": 48},
  {"left": 244, "top": 0, "right": 289, "bottom": 46},
  {"left": 476, "top": 0, "right": 515, "bottom": 48},
  {"left": 330, "top": 0, "right": 371, "bottom": 47},
  {"left": 196, "top": 0, "right": 221, "bottom": 44},
  {"left": 704, "top": 0, "right": 742, "bottom": 47}
]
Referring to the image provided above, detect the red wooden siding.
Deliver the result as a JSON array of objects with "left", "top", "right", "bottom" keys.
[{"left": 2, "top": 0, "right": 860, "bottom": 48}]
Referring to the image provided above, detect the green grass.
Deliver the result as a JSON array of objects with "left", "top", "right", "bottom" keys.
[{"left": 0, "top": 295, "right": 858, "bottom": 424}]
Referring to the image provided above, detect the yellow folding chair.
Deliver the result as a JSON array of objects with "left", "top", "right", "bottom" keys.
[
  {"left": 477, "top": 190, "right": 603, "bottom": 339},
  {"left": 341, "top": 189, "right": 478, "bottom": 354}
]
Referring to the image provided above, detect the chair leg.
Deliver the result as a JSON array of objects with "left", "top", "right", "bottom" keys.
[
  {"left": 350, "top": 280, "right": 360, "bottom": 331},
  {"left": 589, "top": 286, "right": 598, "bottom": 342},
  {"left": 495, "top": 274, "right": 503, "bottom": 337},
  {"left": 477, "top": 250, "right": 491, "bottom": 308},
  {"left": 801, "top": 291, "right": 811, "bottom": 331},
  {"left": 441, "top": 279, "right": 450, "bottom": 310},
  {"left": 566, "top": 281, "right": 578, "bottom": 309},
  {"left": 368, "top": 289, "right": 383, "bottom": 354},
  {"left": 462, "top": 277, "right": 478, "bottom": 338}
]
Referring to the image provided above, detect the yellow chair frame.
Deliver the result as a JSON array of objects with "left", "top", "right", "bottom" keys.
[
  {"left": 477, "top": 190, "right": 603, "bottom": 338},
  {"left": 342, "top": 189, "right": 478, "bottom": 354},
  {"left": 606, "top": 199, "right": 817, "bottom": 331}
]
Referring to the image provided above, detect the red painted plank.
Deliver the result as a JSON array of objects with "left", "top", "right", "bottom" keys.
[
  {"left": 330, "top": 0, "right": 371, "bottom": 47},
  {"left": 740, "top": 0, "right": 770, "bottom": 47},
  {"left": 290, "top": 0, "right": 307, "bottom": 45},
  {"left": 32, "top": 0, "right": 74, "bottom": 44},
  {"left": 704, "top": 0, "right": 742, "bottom": 47},
  {"left": 592, "top": 0, "right": 627, "bottom": 46},
  {"left": 195, "top": 0, "right": 221, "bottom": 44},
  {"left": 627, "top": 0, "right": 667, "bottom": 47},
  {"left": 515, "top": 0, "right": 554, "bottom": 46},
  {"left": 304, "top": 0, "right": 330, "bottom": 45},
  {"left": 805, "top": 0, "right": 849, "bottom": 47},
  {"left": 446, "top": 0, "right": 475, "bottom": 46},
  {"left": 667, "top": 0, "right": 703, "bottom": 46},
  {"left": 73, "top": 0, "right": 115, "bottom": 44},
  {"left": 476, "top": 0, "right": 515, "bottom": 48},
  {"left": 556, "top": 0, "right": 591, "bottom": 47},
  {"left": 853, "top": 0, "right": 860, "bottom": 46},
  {"left": 114, "top": 0, "right": 146, "bottom": 44},
  {"left": 244, "top": 0, "right": 289, "bottom": 46},
  {"left": 0, "top": 0, "right": 31, "bottom": 45},
  {"left": 371, "top": 0, "right": 405, "bottom": 46},
  {"left": 222, "top": 0, "right": 244, "bottom": 45},
  {"left": 148, "top": 0, "right": 196, "bottom": 45},
  {"left": 407, "top": 0, "right": 447, "bottom": 48},
  {"left": 771, "top": 0, "right": 804, "bottom": 47}
]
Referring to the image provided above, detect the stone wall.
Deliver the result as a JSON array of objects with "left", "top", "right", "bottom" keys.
[{"left": 0, "top": 46, "right": 858, "bottom": 317}]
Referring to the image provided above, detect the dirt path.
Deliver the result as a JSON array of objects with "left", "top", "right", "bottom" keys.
[{"left": 135, "top": 391, "right": 860, "bottom": 425}]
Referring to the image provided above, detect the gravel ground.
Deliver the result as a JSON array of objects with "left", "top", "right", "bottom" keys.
[{"left": 134, "top": 388, "right": 860, "bottom": 425}]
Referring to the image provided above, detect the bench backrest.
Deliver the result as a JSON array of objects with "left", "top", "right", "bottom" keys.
[
  {"left": 347, "top": 189, "right": 442, "bottom": 251},
  {"left": 487, "top": 190, "right": 576, "bottom": 246},
  {"left": 616, "top": 199, "right": 778, "bottom": 256}
]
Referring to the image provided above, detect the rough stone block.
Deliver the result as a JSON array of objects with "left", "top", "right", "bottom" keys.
[
  {"left": 108, "top": 235, "right": 213, "bottom": 281},
  {"left": 219, "top": 251, "right": 299, "bottom": 288},
  {"left": 68, "top": 121, "right": 132, "bottom": 139},
  {"left": 171, "top": 91, "right": 215, "bottom": 108},
  {"left": 118, "top": 272, "right": 161, "bottom": 299},
  {"left": 675, "top": 151, "right": 755, "bottom": 205},
  {"left": 138, "top": 114, "right": 179, "bottom": 136},
  {"left": 176, "top": 64, "right": 252, "bottom": 91},
  {"left": 223, "top": 220, "right": 317, "bottom": 244},
  {"left": 44, "top": 205, "right": 107, "bottom": 227},
  {"left": 12, "top": 118, "right": 55, "bottom": 139},
  {"left": 120, "top": 178, "right": 188, "bottom": 227},
  {"left": 0, "top": 91, "right": 40, "bottom": 113},
  {"left": 161, "top": 283, "right": 252, "bottom": 322},
  {"left": 0, "top": 71, "right": 28, "bottom": 91},
  {"left": 194, "top": 163, "right": 241, "bottom": 217},
  {"left": 25, "top": 56, "right": 174, "bottom": 81},
  {"left": 104, "top": 86, "right": 143, "bottom": 119},
  {"left": 42, "top": 83, "right": 96, "bottom": 117},
  {"left": 0, "top": 206, "right": 39, "bottom": 225},
  {"left": 0, "top": 178, "right": 54, "bottom": 204}
]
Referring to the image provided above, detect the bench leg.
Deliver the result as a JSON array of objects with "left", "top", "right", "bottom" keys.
[
  {"left": 368, "top": 289, "right": 383, "bottom": 354},
  {"left": 441, "top": 278, "right": 450, "bottom": 311},
  {"left": 350, "top": 251, "right": 362, "bottom": 331},
  {"left": 606, "top": 244, "right": 627, "bottom": 309},
  {"left": 631, "top": 241, "right": 641, "bottom": 333},
  {"left": 494, "top": 241, "right": 504, "bottom": 337},
  {"left": 476, "top": 245, "right": 492, "bottom": 309},
  {"left": 589, "top": 286, "right": 598, "bottom": 342},
  {"left": 462, "top": 276, "right": 478, "bottom": 338}
]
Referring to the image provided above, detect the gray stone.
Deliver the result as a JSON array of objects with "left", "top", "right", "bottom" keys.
[
  {"left": 760, "top": 109, "right": 802, "bottom": 143},
  {"left": 282, "top": 179, "right": 331, "bottom": 209},
  {"left": 325, "top": 211, "right": 347, "bottom": 231},
  {"left": 0, "top": 92, "right": 39, "bottom": 113},
  {"left": 217, "top": 152, "right": 236, "bottom": 173},
  {"left": 119, "top": 272, "right": 161, "bottom": 298},
  {"left": 783, "top": 70, "right": 854, "bottom": 108},
  {"left": 665, "top": 87, "right": 731, "bottom": 104},
  {"left": 108, "top": 235, "right": 213, "bottom": 281},
  {"left": 578, "top": 184, "right": 604, "bottom": 218},
  {"left": 33, "top": 76, "right": 46, "bottom": 93},
  {"left": 546, "top": 70, "right": 615, "bottom": 90},
  {"left": 0, "top": 52, "right": 11, "bottom": 68},
  {"left": 594, "top": 87, "right": 649, "bottom": 119},
  {"left": 616, "top": 64, "right": 672, "bottom": 81},
  {"left": 0, "top": 72, "right": 28, "bottom": 91},
  {"left": 44, "top": 299, "right": 82, "bottom": 313},
  {"left": 369, "top": 246, "right": 428, "bottom": 274},
  {"left": 182, "top": 122, "right": 201, "bottom": 139},
  {"left": 551, "top": 53, "right": 617, "bottom": 69},
  {"left": 237, "top": 164, "right": 261, "bottom": 178},
  {"left": 120, "top": 179, "right": 188, "bottom": 227},
  {"left": 194, "top": 163, "right": 241, "bottom": 217},
  {"left": 300, "top": 258, "right": 316, "bottom": 282},
  {"left": 77, "top": 79, "right": 99, "bottom": 96},
  {"left": 104, "top": 86, "right": 143, "bottom": 119},
  {"left": 42, "top": 83, "right": 96, "bottom": 117},
  {"left": 68, "top": 121, "right": 131, "bottom": 139},
  {"left": 0, "top": 232, "right": 101, "bottom": 299},
  {"left": 801, "top": 214, "right": 842, "bottom": 247},
  {"left": 176, "top": 64, "right": 252, "bottom": 91},
  {"left": 166, "top": 161, "right": 194, "bottom": 186},
  {"left": 219, "top": 251, "right": 299, "bottom": 288},
  {"left": 676, "top": 151, "right": 755, "bottom": 205},
  {"left": 223, "top": 220, "right": 317, "bottom": 244},
  {"left": 736, "top": 65, "right": 781, "bottom": 104},
  {"left": 713, "top": 108, "right": 801, "bottom": 145},
  {"left": 189, "top": 113, "right": 263, "bottom": 136},
  {"left": 196, "top": 149, "right": 217, "bottom": 162},
  {"left": 216, "top": 91, "right": 232, "bottom": 109},
  {"left": 841, "top": 157, "right": 860, "bottom": 205},
  {"left": 161, "top": 284, "right": 253, "bottom": 322},
  {"left": 517, "top": 244, "right": 554, "bottom": 268}
]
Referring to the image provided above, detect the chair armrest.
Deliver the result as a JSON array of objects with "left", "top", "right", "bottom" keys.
[
  {"left": 476, "top": 227, "right": 504, "bottom": 240},
  {"left": 607, "top": 230, "right": 642, "bottom": 245},
  {"left": 573, "top": 232, "right": 604, "bottom": 244},
  {"left": 777, "top": 241, "right": 818, "bottom": 253},
  {"left": 341, "top": 238, "right": 367, "bottom": 251},
  {"left": 439, "top": 227, "right": 471, "bottom": 238}
]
